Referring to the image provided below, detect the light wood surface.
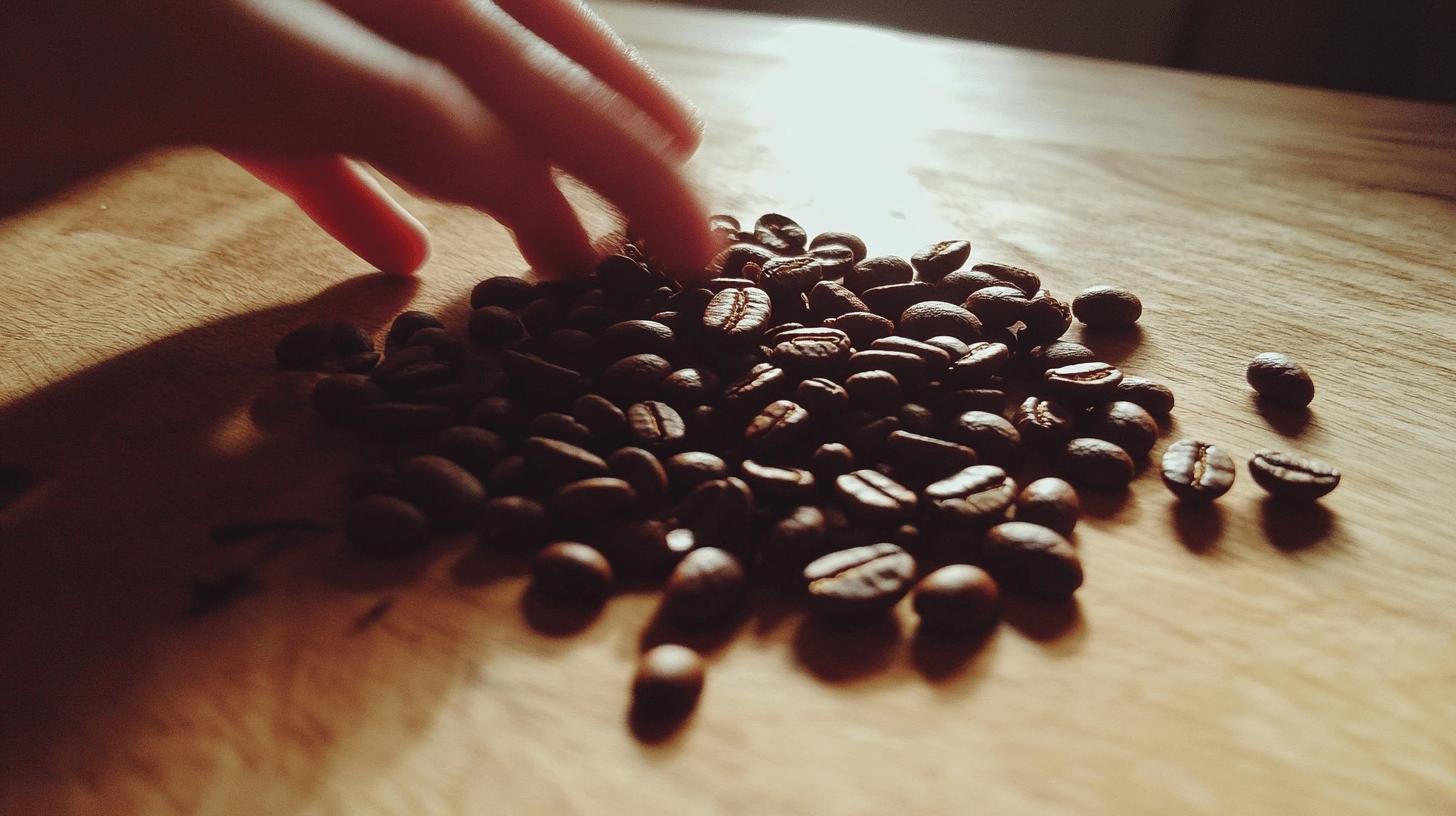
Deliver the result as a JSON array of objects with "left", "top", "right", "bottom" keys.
[{"left": 2, "top": 3, "right": 1455, "bottom": 814}]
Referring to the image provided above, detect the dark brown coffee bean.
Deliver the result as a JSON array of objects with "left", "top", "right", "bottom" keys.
[
  {"left": 809, "top": 443, "right": 856, "bottom": 482},
  {"left": 398, "top": 455, "right": 487, "bottom": 532},
  {"left": 667, "top": 287, "right": 714, "bottom": 318},
  {"left": 885, "top": 430, "right": 978, "bottom": 477},
  {"left": 721, "top": 365, "right": 791, "bottom": 417},
  {"left": 499, "top": 350, "right": 587, "bottom": 406},
  {"left": 1085, "top": 400, "right": 1159, "bottom": 458},
  {"left": 566, "top": 393, "right": 625, "bottom": 442},
  {"left": 478, "top": 496, "right": 551, "bottom": 549},
  {"left": 834, "top": 469, "right": 917, "bottom": 523},
  {"left": 600, "top": 319, "right": 675, "bottom": 361},
  {"left": 403, "top": 326, "right": 465, "bottom": 368},
  {"left": 1160, "top": 440, "right": 1235, "bottom": 502},
  {"left": 945, "top": 342, "right": 1010, "bottom": 386},
  {"left": 822, "top": 311, "right": 896, "bottom": 347},
  {"left": 924, "top": 465, "right": 1016, "bottom": 527},
  {"left": 744, "top": 399, "right": 812, "bottom": 453},
  {"left": 753, "top": 212, "right": 808, "bottom": 254},
  {"left": 808, "top": 243, "right": 856, "bottom": 279},
  {"left": 1105, "top": 378, "right": 1171, "bottom": 417},
  {"left": 804, "top": 543, "right": 917, "bottom": 618},
  {"left": 1060, "top": 438, "right": 1136, "bottom": 489},
  {"left": 795, "top": 377, "right": 850, "bottom": 417},
  {"left": 467, "top": 306, "right": 524, "bottom": 348},
  {"left": 760, "top": 255, "right": 823, "bottom": 297},
  {"left": 870, "top": 336, "right": 952, "bottom": 372},
  {"left": 980, "top": 522, "right": 1082, "bottom": 599},
  {"left": 424, "top": 426, "right": 506, "bottom": 478},
  {"left": 662, "top": 547, "right": 748, "bottom": 628},
  {"left": 603, "top": 447, "right": 667, "bottom": 507},
  {"left": 355, "top": 402, "right": 453, "bottom": 442},
  {"left": 847, "top": 349, "right": 928, "bottom": 389},
  {"left": 1013, "top": 478, "right": 1079, "bottom": 535},
  {"left": 764, "top": 505, "right": 831, "bottom": 574},
  {"left": 845, "top": 414, "right": 902, "bottom": 461},
  {"left": 539, "top": 329, "right": 598, "bottom": 370},
  {"left": 597, "top": 253, "right": 656, "bottom": 296},
  {"left": 566, "top": 304, "right": 622, "bottom": 335},
  {"left": 664, "top": 451, "right": 730, "bottom": 499},
  {"left": 947, "top": 411, "right": 1022, "bottom": 467},
  {"left": 1012, "top": 396, "right": 1077, "bottom": 447},
  {"left": 1028, "top": 341, "right": 1097, "bottom": 373},
  {"left": 633, "top": 644, "right": 705, "bottom": 717},
  {"left": 1020, "top": 289, "right": 1073, "bottom": 345},
  {"left": 861, "top": 282, "right": 936, "bottom": 320},
  {"left": 671, "top": 477, "right": 755, "bottom": 552},
  {"left": 807, "top": 280, "right": 869, "bottom": 321},
  {"left": 702, "top": 286, "right": 773, "bottom": 347},
  {"left": 533, "top": 542, "right": 613, "bottom": 604},
  {"left": 964, "top": 285, "right": 1028, "bottom": 328},
  {"left": 711, "top": 242, "right": 777, "bottom": 279},
  {"left": 472, "top": 275, "right": 536, "bottom": 309},
  {"left": 740, "top": 459, "right": 816, "bottom": 503},
  {"left": 913, "top": 564, "right": 1000, "bottom": 634},
  {"left": 375, "top": 359, "right": 455, "bottom": 398},
  {"left": 522, "top": 436, "right": 609, "bottom": 487},
  {"left": 311, "top": 374, "right": 384, "bottom": 424},
  {"left": 372, "top": 346, "right": 442, "bottom": 384},
  {"left": 276, "top": 321, "right": 374, "bottom": 371},
  {"left": 627, "top": 400, "right": 687, "bottom": 451},
  {"left": 844, "top": 370, "right": 903, "bottom": 414},
  {"left": 346, "top": 496, "right": 431, "bottom": 558},
  {"left": 810, "top": 231, "right": 868, "bottom": 262},
  {"left": 898, "top": 301, "right": 982, "bottom": 342},
  {"left": 553, "top": 477, "right": 638, "bottom": 525},
  {"left": 1043, "top": 361, "right": 1124, "bottom": 403},
  {"left": 845, "top": 255, "right": 913, "bottom": 293},
  {"left": 658, "top": 367, "right": 719, "bottom": 409},
  {"left": 1248, "top": 449, "right": 1340, "bottom": 501},
  {"left": 910, "top": 239, "right": 972, "bottom": 282},
  {"left": 518, "top": 298, "right": 567, "bottom": 337},
  {"left": 708, "top": 213, "right": 740, "bottom": 241},
  {"left": 971, "top": 262, "right": 1040, "bottom": 297},
  {"left": 598, "top": 353, "right": 672, "bottom": 405},
  {"left": 768, "top": 327, "right": 852, "bottom": 375},
  {"left": 595, "top": 518, "right": 678, "bottom": 576},
  {"left": 1073, "top": 285, "right": 1142, "bottom": 328},
  {"left": 483, "top": 456, "right": 531, "bottom": 498},
  {"left": 935, "top": 269, "right": 1000, "bottom": 303},
  {"left": 1246, "top": 353, "right": 1315, "bottom": 408},
  {"left": 386, "top": 311, "right": 445, "bottom": 347},
  {"left": 936, "top": 388, "right": 1007, "bottom": 415},
  {"left": 896, "top": 403, "right": 938, "bottom": 435},
  {"left": 528, "top": 412, "right": 594, "bottom": 446},
  {"left": 470, "top": 395, "right": 529, "bottom": 438}
]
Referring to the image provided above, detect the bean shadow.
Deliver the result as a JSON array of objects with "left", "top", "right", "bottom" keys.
[
  {"left": 790, "top": 614, "right": 904, "bottom": 684},
  {"left": 1171, "top": 501, "right": 1225, "bottom": 554},
  {"left": 1253, "top": 397, "right": 1313, "bottom": 438},
  {"left": 1075, "top": 325, "right": 1144, "bottom": 364},
  {"left": 910, "top": 623, "right": 998, "bottom": 684},
  {"left": 1261, "top": 499, "right": 1337, "bottom": 551},
  {"left": 519, "top": 585, "right": 604, "bottom": 638},
  {"left": 1001, "top": 596, "right": 1085, "bottom": 649}
]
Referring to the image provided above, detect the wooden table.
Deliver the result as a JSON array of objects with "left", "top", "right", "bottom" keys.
[{"left": 2, "top": 3, "right": 1454, "bottom": 814}]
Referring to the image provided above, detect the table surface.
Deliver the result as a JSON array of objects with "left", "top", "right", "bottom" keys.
[{"left": 2, "top": 3, "right": 1454, "bottom": 814}]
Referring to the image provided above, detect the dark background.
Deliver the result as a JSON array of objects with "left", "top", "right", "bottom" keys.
[{"left": 658, "top": 0, "right": 1456, "bottom": 103}]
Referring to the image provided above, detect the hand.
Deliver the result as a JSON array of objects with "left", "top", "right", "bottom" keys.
[{"left": 0, "top": 0, "right": 714, "bottom": 276}]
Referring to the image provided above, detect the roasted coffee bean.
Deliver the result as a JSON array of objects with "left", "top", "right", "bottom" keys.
[
  {"left": 601, "top": 319, "right": 676, "bottom": 361},
  {"left": 386, "top": 311, "right": 445, "bottom": 347},
  {"left": 947, "top": 411, "right": 1022, "bottom": 467},
  {"left": 528, "top": 412, "right": 594, "bottom": 446},
  {"left": 471, "top": 275, "right": 536, "bottom": 309},
  {"left": 834, "top": 469, "right": 917, "bottom": 523},
  {"left": 311, "top": 374, "right": 384, "bottom": 424},
  {"left": 845, "top": 414, "right": 902, "bottom": 461},
  {"left": 1061, "top": 438, "right": 1136, "bottom": 489},
  {"left": 823, "top": 311, "right": 896, "bottom": 347},
  {"left": 276, "top": 321, "right": 374, "bottom": 371},
  {"left": 468, "top": 306, "right": 525, "bottom": 348},
  {"left": 847, "top": 349, "right": 928, "bottom": 389},
  {"left": 569, "top": 393, "right": 628, "bottom": 442},
  {"left": 479, "top": 495, "right": 550, "bottom": 549},
  {"left": 1115, "top": 376, "right": 1175, "bottom": 415},
  {"left": 945, "top": 342, "right": 1010, "bottom": 386},
  {"left": 1246, "top": 353, "right": 1315, "bottom": 408},
  {"left": 744, "top": 399, "right": 813, "bottom": 453},
  {"left": 346, "top": 496, "right": 431, "bottom": 558},
  {"left": 707, "top": 276, "right": 757, "bottom": 292},
  {"left": 398, "top": 455, "right": 487, "bottom": 532},
  {"left": 1042, "top": 361, "right": 1124, "bottom": 403},
  {"left": 424, "top": 426, "right": 507, "bottom": 478},
  {"left": 898, "top": 300, "right": 980, "bottom": 341},
  {"left": 553, "top": 477, "right": 638, "bottom": 525},
  {"left": 1020, "top": 289, "right": 1074, "bottom": 345},
  {"left": 533, "top": 542, "right": 613, "bottom": 604},
  {"left": 597, "top": 253, "right": 656, "bottom": 296},
  {"left": 664, "top": 451, "right": 731, "bottom": 499},
  {"left": 633, "top": 644, "right": 705, "bottom": 716},
  {"left": 803, "top": 543, "right": 917, "bottom": 619},
  {"left": 606, "top": 447, "right": 668, "bottom": 507},
  {"left": 979, "top": 522, "right": 1082, "bottom": 600},
  {"left": 1248, "top": 449, "right": 1340, "bottom": 501},
  {"left": 470, "top": 395, "right": 530, "bottom": 438},
  {"left": 659, "top": 367, "right": 719, "bottom": 408},
  {"left": 1012, "top": 396, "right": 1077, "bottom": 447},
  {"left": 861, "top": 282, "right": 936, "bottom": 320},
  {"left": 598, "top": 353, "right": 673, "bottom": 405},
  {"left": 896, "top": 403, "right": 938, "bottom": 435},
  {"left": 1013, "top": 478, "right": 1080, "bottom": 535},
  {"left": 740, "top": 459, "right": 817, "bottom": 503},
  {"left": 885, "top": 429, "right": 978, "bottom": 477},
  {"left": 483, "top": 456, "right": 531, "bottom": 497},
  {"left": 518, "top": 298, "right": 567, "bottom": 337},
  {"left": 935, "top": 269, "right": 1000, "bottom": 303},
  {"left": 564, "top": 304, "right": 621, "bottom": 335},
  {"left": 376, "top": 359, "right": 455, "bottom": 398},
  {"left": 768, "top": 327, "right": 852, "bottom": 375},
  {"left": 712, "top": 242, "right": 777, "bottom": 278},
  {"left": 499, "top": 350, "right": 587, "bottom": 406},
  {"left": 627, "top": 400, "right": 687, "bottom": 451},
  {"left": 753, "top": 212, "right": 808, "bottom": 254},
  {"left": 972, "top": 262, "right": 1040, "bottom": 297},
  {"left": 372, "top": 346, "right": 441, "bottom": 385},
  {"left": 845, "top": 255, "right": 914, "bottom": 294},
  {"left": 913, "top": 564, "right": 1000, "bottom": 634},
  {"left": 598, "top": 518, "right": 682, "bottom": 577},
  {"left": 404, "top": 327, "right": 466, "bottom": 368},
  {"left": 870, "top": 336, "right": 952, "bottom": 372},
  {"left": 662, "top": 547, "right": 748, "bottom": 628},
  {"left": 844, "top": 370, "right": 903, "bottom": 414},
  {"left": 521, "top": 436, "right": 609, "bottom": 487},
  {"left": 721, "top": 365, "right": 791, "bottom": 416},
  {"left": 924, "top": 465, "right": 1016, "bottom": 527},
  {"left": 910, "top": 239, "right": 972, "bottom": 282},
  {"left": 807, "top": 280, "right": 870, "bottom": 321},
  {"left": 1086, "top": 400, "right": 1159, "bottom": 458},
  {"left": 764, "top": 505, "right": 831, "bottom": 574},
  {"left": 809, "top": 231, "right": 868, "bottom": 262},
  {"left": 708, "top": 213, "right": 740, "bottom": 242},
  {"left": 760, "top": 255, "right": 824, "bottom": 297},
  {"left": 795, "top": 377, "right": 850, "bottom": 417},
  {"left": 1027, "top": 341, "right": 1097, "bottom": 373},
  {"left": 671, "top": 477, "right": 755, "bottom": 551},
  {"left": 964, "top": 285, "right": 1028, "bottom": 328},
  {"left": 541, "top": 328, "right": 599, "bottom": 369},
  {"left": 703, "top": 286, "right": 773, "bottom": 347},
  {"left": 1160, "top": 439, "right": 1235, "bottom": 502},
  {"left": 667, "top": 287, "right": 714, "bottom": 319},
  {"left": 354, "top": 402, "right": 453, "bottom": 441},
  {"left": 810, "top": 442, "right": 857, "bottom": 482},
  {"left": 936, "top": 388, "right": 1007, "bottom": 416},
  {"left": 808, "top": 243, "right": 856, "bottom": 279},
  {"left": 1073, "top": 285, "right": 1142, "bottom": 328},
  {"left": 323, "top": 351, "right": 382, "bottom": 374}
]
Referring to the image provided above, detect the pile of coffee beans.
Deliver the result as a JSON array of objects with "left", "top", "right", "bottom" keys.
[{"left": 278, "top": 212, "right": 1340, "bottom": 723}]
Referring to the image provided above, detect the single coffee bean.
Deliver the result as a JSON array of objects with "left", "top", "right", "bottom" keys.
[
  {"left": 597, "top": 253, "right": 657, "bottom": 296},
  {"left": 1073, "top": 285, "right": 1142, "bottom": 328},
  {"left": 740, "top": 459, "right": 817, "bottom": 503},
  {"left": 913, "top": 564, "right": 1000, "bottom": 634},
  {"left": 811, "top": 442, "right": 857, "bottom": 482},
  {"left": 354, "top": 402, "right": 453, "bottom": 442},
  {"left": 823, "top": 311, "right": 897, "bottom": 347},
  {"left": 870, "top": 336, "right": 952, "bottom": 372},
  {"left": 896, "top": 402, "right": 938, "bottom": 435},
  {"left": 1012, "top": 396, "right": 1077, "bottom": 447},
  {"left": 479, "top": 495, "right": 551, "bottom": 549},
  {"left": 1027, "top": 341, "right": 1097, "bottom": 373},
  {"left": 667, "top": 287, "right": 714, "bottom": 319},
  {"left": 1248, "top": 449, "right": 1340, "bottom": 501},
  {"left": 499, "top": 350, "right": 587, "bottom": 406},
  {"left": 1115, "top": 376, "right": 1175, "bottom": 415},
  {"left": 708, "top": 213, "right": 740, "bottom": 241},
  {"left": 946, "top": 411, "right": 1023, "bottom": 467},
  {"left": 533, "top": 542, "right": 614, "bottom": 604},
  {"left": 935, "top": 269, "right": 1000, "bottom": 303},
  {"left": 834, "top": 469, "right": 917, "bottom": 524},
  {"left": 542, "top": 329, "right": 599, "bottom": 369},
  {"left": 404, "top": 327, "right": 466, "bottom": 368},
  {"left": 703, "top": 286, "right": 773, "bottom": 347},
  {"left": 311, "top": 374, "right": 384, "bottom": 424},
  {"left": 754, "top": 212, "right": 808, "bottom": 254},
  {"left": 807, "top": 280, "right": 870, "bottom": 321},
  {"left": 1160, "top": 439, "right": 1236, "bottom": 502},
  {"left": 1061, "top": 438, "right": 1136, "bottom": 489},
  {"left": 483, "top": 456, "right": 532, "bottom": 498},
  {"left": 1085, "top": 400, "right": 1159, "bottom": 458},
  {"left": 397, "top": 456, "right": 487, "bottom": 532},
  {"left": 744, "top": 399, "right": 813, "bottom": 453},
  {"left": 885, "top": 430, "right": 979, "bottom": 478},
  {"left": 963, "top": 285, "right": 1028, "bottom": 328},
  {"left": 468, "top": 306, "right": 525, "bottom": 348},
  {"left": 1245, "top": 352, "right": 1315, "bottom": 408},
  {"left": 845, "top": 370, "right": 903, "bottom": 414},
  {"left": 570, "top": 393, "right": 629, "bottom": 442},
  {"left": 521, "top": 436, "right": 609, "bottom": 487},
  {"left": 1020, "top": 289, "right": 1073, "bottom": 345},
  {"left": 860, "top": 282, "right": 937, "bottom": 320},
  {"left": 847, "top": 349, "right": 928, "bottom": 389},
  {"left": 633, "top": 644, "right": 705, "bottom": 717},
  {"left": 720, "top": 365, "right": 792, "bottom": 417},
  {"left": 767, "top": 327, "right": 852, "bottom": 375},
  {"left": 899, "top": 301, "right": 982, "bottom": 342},
  {"left": 760, "top": 255, "right": 824, "bottom": 297},
  {"left": 1013, "top": 477, "right": 1080, "bottom": 535},
  {"left": 664, "top": 451, "right": 731, "bottom": 499},
  {"left": 809, "top": 231, "right": 868, "bottom": 262},
  {"left": 764, "top": 505, "right": 832, "bottom": 574},
  {"left": 276, "top": 321, "right": 374, "bottom": 371},
  {"left": 346, "top": 495, "right": 431, "bottom": 558},
  {"left": 845, "top": 255, "right": 914, "bottom": 293},
  {"left": 671, "top": 477, "right": 755, "bottom": 552},
  {"left": 972, "top": 262, "right": 1041, "bottom": 297},
  {"left": 980, "top": 522, "right": 1082, "bottom": 600},
  {"left": 945, "top": 342, "right": 1010, "bottom": 386},
  {"left": 1042, "top": 361, "right": 1124, "bottom": 403},
  {"left": 471, "top": 275, "right": 536, "bottom": 309},
  {"left": 795, "top": 377, "right": 850, "bottom": 417},
  {"left": 658, "top": 367, "right": 719, "bottom": 409},
  {"left": 712, "top": 242, "right": 777, "bottom": 278},
  {"left": 386, "top": 311, "right": 445, "bottom": 347},
  {"left": 424, "top": 426, "right": 507, "bottom": 478},
  {"left": 601, "top": 319, "right": 676, "bottom": 361},
  {"left": 662, "top": 547, "right": 748, "bottom": 628},
  {"left": 808, "top": 243, "right": 856, "bottom": 279},
  {"left": 910, "top": 239, "right": 972, "bottom": 282},
  {"left": 470, "top": 395, "right": 530, "bottom": 438},
  {"left": 599, "top": 518, "right": 683, "bottom": 577},
  {"left": 627, "top": 400, "right": 688, "bottom": 451},
  {"left": 528, "top": 412, "right": 595, "bottom": 446},
  {"left": 607, "top": 447, "right": 669, "bottom": 507},
  {"left": 553, "top": 477, "right": 638, "bottom": 525},
  {"left": 519, "top": 298, "right": 567, "bottom": 337},
  {"left": 803, "top": 543, "right": 917, "bottom": 619},
  {"left": 936, "top": 388, "right": 1008, "bottom": 415},
  {"left": 845, "top": 414, "right": 902, "bottom": 461},
  {"left": 375, "top": 359, "right": 455, "bottom": 398},
  {"left": 924, "top": 465, "right": 1016, "bottom": 527},
  {"left": 599, "top": 353, "right": 673, "bottom": 405}
]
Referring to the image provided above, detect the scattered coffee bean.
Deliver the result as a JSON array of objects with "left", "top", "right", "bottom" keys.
[
  {"left": 1073, "top": 285, "right": 1142, "bottom": 328},
  {"left": 471, "top": 275, "right": 536, "bottom": 309},
  {"left": 870, "top": 336, "right": 952, "bottom": 372},
  {"left": 479, "top": 496, "right": 551, "bottom": 549},
  {"left": 845, "top": 370, "right": 903, "bottom": 414},
  {"left": 346, "top": 495, "right": 431, "bottom": 558},
  {"left": 807, "top": 280, "right": 870, "bottom": 321},
  {"left": 1028, "top": 341, "right": 1097, "bottom": 373},
  {"left": 964, "top": 285, "right": 1028, "bottom": 328},
  {"left": 1061, "top": 438, "right": 1136, "bottom": 489},
  {"left": 764, "top": 505, "right": 832, "bottom": 575},
  {"left": 663, "top": 547, "right": 748, "bottom": 628},
  {"left": 553, "top": 477, "right": 638, "bottom": 526},
  {"left": 499, "top": 350, "right": 587, "bottom": 406},
  {"left": 795, "top": 377, "right": 850, "bottom": 417},
  {"left": 404, "top": 327, "right": 466, "bottom": 368},
  {"left": 754, "top": 212, "right": 808, "bottom": 254},
  {"left": 936, "top": 388, "right": 1007, "bottom": 415},
  {"left": 823, "top": 310, "right": 897, "bottom": 347},
  {"left": 569, "top": 393, "right": 628, "bottom": 443},
  {"left": 896, "top": 403, "right": 938, "bottom": 436},
  {"left": 470, "top": 395, "right": 530, "bottom": 438},
  {"left": 947, "top": 411, "right": 1023, "bottom": 467},
  {"left": 1020, "top": 289, "right": 1073, "bottom": 345},
  {"left": 522, "top": 436, "right": 609, "bottom": 487},
  {"left": 804, "top": 543, "right": 917, "bottom": 619},
  {"left": 845, "top": 255, "right": 913, "bottom": 293},
  {"left": 1085, "top": 400, "right": 1159, "bottom": 458},
  {"left": 1013, "top": 477, "right": 1080, "bottom": 535},
  {"left": 1115, "top": 376, "right": 1175, "bottom": 415},
  {"left": 1246, "top": 352, "right": 1315, "bottom": 408},
  {"left": 703, "top": 286, "right": 773, "bottom": 346},
  {"left": 979, "top": 522, "right": 1082, "bottom": 599},
  {"left": 809, "top": 231, "right": 868, "bottom": 262},
  {"left": 945, "top": 341, "right": 1010, "bottom": 386},
  {"left": 424, "top": 426, "right": 506, "bottom": 478},
  {"left": 808, "top": 243, "right": 856, "bottom": 278},
  {"left": 810, "top": 442, "right": 857, "bottom": 482},
  {"left": 468, "top": 306, "right": 525, "bottom": 347},
  {"left": 387, "top": 311, "right": 445, "bottom": 347},
  {"left": 885, "top": 430, "right": 979, "bottom": 478},
  {"left": 601, "top": 319, "right": 676, "bottom": 360},
  {"left": 398, "top": 455, "right": 487, "bottom": 532},
  {"left": 1011, "top": 397, "right": 1076, "bottom": 448},
  {"left": 935, "top": 269, "right": 1000, "bottom": 303},
  {"left": 627, "top": 400, "right": 688, "bottom": 451},
  {"left": 1160, "top": 439, "right": 1236, "bottom": 502},
  {"left": 899, "top": 301, "right": 982, "bottom": 341},
  {"left": 633, "top": 644, "right": 705, "bottom": 716},
  {"left": 910, "top": 239, "right": 972, "bottom": 282},
  {"left": 664, "top": 451, "right": 731, "bottom": 499},
  {"left": 529, "top": 412, "right": 594, "bottom": 446},
  {"left": 712, "top": 242, "right": 776, "bottom": 278},
  {"left": 598, "top": 253, "right": 657, "bottom": 296},
  {"left": 767, "top": 326, "right": 852, "bottom": 375},
  {"left": 971, "top": 262, "right": 1040, "bottom": 296},
  {"left": 861, "top": 282, "right": 937, "bottom": 320},
  {"left": 533, "top": 542, "right": 613, "bottom": 604},
  {"left": 913, "top": 564, "right": 1000, "bottom": 634},
  {"left": 744, "top": 399, "right": 812, "bottom": 452},
  {"left": 671, "top": 477, "right": 755, "bottom": 551},
  {"left": 599, "top": 353, "right": 673, "bottom": 405},
  {"left": 760, "top": 255, "right": 824, "bottom": 297},
  {"left": 1248, "top": 449, "right": 1340, "bottom": 501},
  {"left": 740, "top": 459, "right": 817, "bottom": 503},
  {"left": 658, "top": 367, "right": 719, "bottom": 408},
  {"left": 1042, "top": 361, "right": 1124, "bottom": 403},
  {"left": 835, "top": 469, "right": 918, "bottom": 524},
  {"left": 608, "top": 447, "right": 669, "bottom": 507},
  {"left": 924, "top": 465, "right": 1016, "bottom": 528}
]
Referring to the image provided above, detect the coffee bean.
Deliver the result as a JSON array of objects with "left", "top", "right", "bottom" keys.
[
  {"left": 398, "top": 455, "right": 486, "bottom": 532},
  {"left": 483, "top": 456, "right": 531, "bottom": 497},
  {"left": 803, "top": 543, "right": 917, "bottom": 619},
  {"left": 936, "top": 388, "right": 1008, "bottom": 416},
  {"left": 935, "top": 269, "right": 1000, "bottom": 303},
  {"left": 844, "top": 255, "right": 913, "bottom": 294},
  {"left": 708, "top": 213, "right": 740, "bottom": 242},
  {"left": 605, "top": 447, "right": 668, "bottom": 507},
  {"left": 376, "top": 359, "right": 455, "bottom": 398},
  {"left": 765, "top": 505, "right": 832, "bottom": 574},
  {"left": 1042, "top": 361, "right": 1124, "bottom": 403},
  {"left": 1027, "top": 341, "right": 1097, "bottom": 373},
  {"left": 712, "top": 242, "right": 777, "bottom": 278},
  {"left": 898, "top": 301, "right": 982, "bottom": 342},
  {"left": 499, "top": 350, "right": 587, "bottom": 406},
  {"left": 671, "top": 477, "right": 755, "bottom": 552},
  {"left": 627, "top": 400, "right": 687, "bottom": 451},
  {"left": 1085, "top": 400, "right": 1159, "bottom": 458},
  {"left": 597, "top": 253, "right": 657, "bottom": 296},
  {"left": 807, "top": 280, "right": 869, "bottom": 322},
  {"left": 1114, "top": 376, "right": 1175, "bottom": 415},
  {"left": 1020, "top": 289, "right": 1073, "bottom": 345},
  {"left": 522, "top": 436, "right": 609, "bottom": 488},
  {"left": 809, "top": 231, "right": 868, "bottom": 262},
  {"left": 553, "top": 477, "right": 638, "bottom": 526},
  {"left": 896, "top": 403, "right": 938, "bottom": 435},
  {"left": 945, "top": 342, "right": 1010, "bottom": 386},
  {"left": 528, "top": 412, "right": 594, "bottom": 446},
  {"left": 565, "top": 304, "right": 622, "bottom": 335},
  {"left": 703, "top": 286, "right": 773, "bottom": 347},
  {"left": 667, "top": 287, "right": 714, "bottom": 319},
  {"left": 355, "top": 402, "right": 453, "bottom": 442},
  {"left": 468, "top": 306, "right": 525, "bottom": 348},
  {"left": 870, "top": 336, "right": 952, "bottom": 372},
  {"left": 946, "top": 411, "right": 1022, "bottom": 467},
  {"left": 1073, "top": 285, "right": 1142, "bottom": 328},
  {"left": 472, "top": 275, "right": 536, "bottom": 309},
  {"left": 847, "top": 349, "right": 928, "bottom": 389},
  {"left": 658, "top": 367, "right": 719, "bottom": 409},
  {"left": 1246, "top": 352, "right": 1314, "bottom": 408},
  {"left": 424, "top": 426, "right": 506, "bottom": 478},
  {"left": 311, "top": 374, "right": 384, "bottom": 424},
  {"left": 924, "top": 465, "right": 1016, "bottom": 527},
  {"left": 519, "top": 298, "right": 567, "bottom": 337},
  {"left": 533, "top": 541, "right": 613, "bottom": 604},
  {"left": 1013, "top": 477, "right": 1080, "bottom": 535},
  {"left": 567, "top": 393, "right": 627, "bottom": 443},
  {"left": 845, "top": 414, "right": 902, "bottom": 460},
  {"left": 1248, "top": 449, "right": 1340, "bottom": 501},
  {"left": 740, "top": 459, "right": 817, "bottom": 503},
  {"left": 754, "top": 212, "right": 808, "bottom": 254},
  {"left": 823, "top": 311, "right": 897, "bottom": 347},
  {"left": 885, "top": 430, "right": 979, "bottom": 478},
  {"left": 600, "top": 319, "right": 676, "bottom": 361},
  {"left": 633, "top": 644, "right": 705, "bottom": 717},
  {"left": 599, "top": 518, "right": 683, "bottom": 577},
  {"left": 760, "top": 256, "right": 824, "bottom": 297},
  {"left": 964, "top": 285, "right": 1028, "bottom": 329},
  {"left": 767, "top": 327, "right": 852, "bottom": 375},
  {"left": 404, "top": 327, "right": 466, "bottom": 368},
  {"left": 707, "top": 277, "right": 758, "bottom": 292},
  {"left": 470, "top": 395, "right": 530, "bottom": 439},
  {"left": 971, "top": 262, "right": 1041, "bottom": 297},
  {"left": 913, "top": 564, "right": 1000, "bottom": 634},
  {"left": 808, "top": 243, "right": 856, "bottom": 279},
  {"left": 1160, "top": 439, "right": 1236, "bottom": 502},
  {"left": 1061, "top": 438, "right": 1136, "bottom": 489},
  {"left": 276, "top": 322, "right": 374, "bottom": 371},
  {"left": 861, "top": 282, "right": 937, "bottom": 320},
  {"left": 1012, "top": 396, "right": 1077, "bottom": 447},
  {"left": 979, "top": 522, "right": 1082, "bottom": 600},
  {"left": 664, "top": 451, "right": 731, "bottom": 499},
  {"left": 910, "top": 239, "right": 972, "bottom": 282},
  {"left": 834, "top": 469, "right": 917, "bottom": 523},
  {"left": 811, "top": 442, "right": 857, "bottom": 482},
  {"left": 795, "top": 377, "right": 850, "bottom": 417},
  {"left": 346, "top": 495, "right": 431, "bottom": 558},
  {"left": 541, "top": 328, "right": 599, "bottom": 370},
  {"left": 845, "top": 370, "right": 903, "bottom": 414},
  {"left": 743, "top": 399, "right": 813, "bottom": 454},
  {"left": 386, "top": 311, "right": 445, "bottom": 347},
  {"left": 662, "top": 547, "right": 748, "bottom": 628},
  {"left": 479, "top": 495, "right": 551, "bottom": 549},
  {"left": 721, "top": 365, "right": 792, "bottom": 417},
  {"left": 598, "top": 353, "right": 672, "bottom": 405}
]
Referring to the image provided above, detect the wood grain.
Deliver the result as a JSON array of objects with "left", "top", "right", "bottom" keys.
[{"left": 2, "top": 3, "right": 1454, "bottom": 814}]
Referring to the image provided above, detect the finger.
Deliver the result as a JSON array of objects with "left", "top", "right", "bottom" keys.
[
  {"left": 326, "top": 0, "right": 714, "bottom": 274},
  {"left": 492, "top": 0, "right": 703, "bottom": 156},
  {"left": 229, "top": 154, "right": 431, "bottom": 275}
]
